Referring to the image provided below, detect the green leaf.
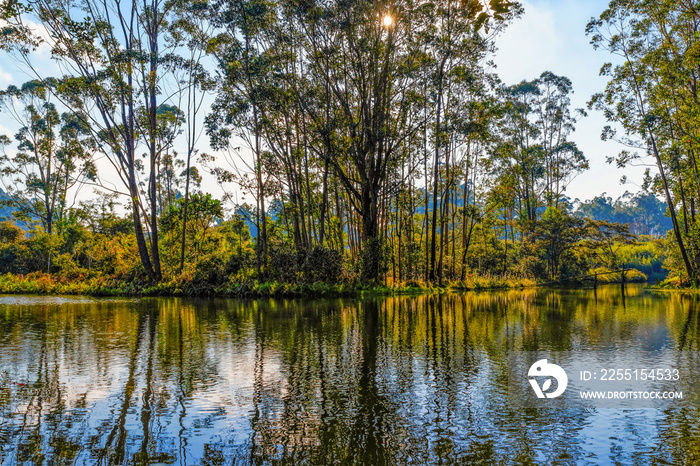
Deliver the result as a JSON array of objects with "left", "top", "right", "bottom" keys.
[
  {"left": 490, "top": 0, "right": 512, "bottom": 15},
  {"left": 475, "top": 12, "right": 490, "bottom": 33}
]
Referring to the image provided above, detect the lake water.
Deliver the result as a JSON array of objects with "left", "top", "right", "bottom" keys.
[{"left": 0, "top": 286, "right": 698, "bottom": 465}]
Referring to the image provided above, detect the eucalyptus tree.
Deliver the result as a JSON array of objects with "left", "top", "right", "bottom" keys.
[
  {"left": 587, "top": 0, "right": 699, "bottom": 284},
  {"left": 492, "top": 72, "right": 586, "bottom": 225},
  {"left": 433, "top": 48, "right": 505, "bottom": 282},
  {"left": 208, "top": 0, "right": 416, "bottom": 281},
  {"left": 449, "top": 68, "right": 500, "bottom": 281},
  {"left": 207, "top": 0, "right": 278, "bottom": 278},
  {"left": 251, "top": 18, "right": 327, "bottom": 255},
  {"left": 137, "top": 104, "right": 185, "bottom": 213},
  {"left": 168, "top": 0, "right": 217, "bottom": 272},
  {"left": 0, "top": 0, "right": 192, "bottom": 281},
  {"left": 533, "top": 71, "right": 588, "bottom": 207},
  {"left": 423, "top": 0, "right": 519, "bottom": 282},
  {"left": 493, "top": 79, "right": 543, "bottom": 223},
  {"left": 275, "top": 0, "right": 423, "bottom": 282},
  {"left": 204, "top": 0, "right": 522, "bottom": 282},
  {"left": 285, "top": 0, "right": 520, "bottom": 282},
  {"left": 0, "top": 80, "right": 95, "bottom": 235}
]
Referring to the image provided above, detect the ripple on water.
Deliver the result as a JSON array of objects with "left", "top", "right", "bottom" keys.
[{"left": 0, "top": 287, "right": 696, "bottom": 465}]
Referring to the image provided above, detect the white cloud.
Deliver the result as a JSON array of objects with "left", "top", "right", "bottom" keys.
[
  {"left": 0, "top": 124, "right": 12, "bottom": 137},
  {"left": 0, "top": 69, "right": 12, "bottom": 84}
]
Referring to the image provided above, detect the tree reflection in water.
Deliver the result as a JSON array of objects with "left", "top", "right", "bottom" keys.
[{"left": 0, "top": 287, "right": 698, "bottom": 464}]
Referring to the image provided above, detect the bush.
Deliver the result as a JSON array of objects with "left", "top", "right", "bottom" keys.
[
  {"left": 0, "top": 222, "right": 23, "bottom": 243},
  {"left": 269, "top": 247, "right": 302, "bottom": 283},
  {"left": 225, "top": 249, "right": 255, "bottom": 277},
  {"left": 53, "top": 253, "right": 87, "bottom": 280},
  {"left": 590, "top": 267, "right": 648, "bottom": 283},
  {"left": 303, "top": 246, "right": 344, "bottom": 284},
  {"left": 558, "top": 250, "right": 589, "bottom": 280},
  {"left": 85, "top": 233, "right": 139, "bottom": 278},
  {"left": 519, "top": 254, "right": 546, "bottom": 280},
  {"left": 194, "top": 254, "right": 228, "bottom": 286},
  {"left": 268, "top": 246, "right": 346, "bottom": 284},
  {"left": 0, "top": 242, "right": 33, "bottom": 274}
]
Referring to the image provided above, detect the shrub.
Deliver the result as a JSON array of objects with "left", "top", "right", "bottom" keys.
[
  {"left": 0, "top": 222, "right": 23, "bottom": 243},
  {"left": 269, "top": 247, "right": 302, "bottom": 283},
  {"left": 0, "top": 242, "right": 33, "bottom": 274},
  {"left": 225, "top": 250, "right": 255, "bottom": 276},
  {"left": 303, "top": 246, "right": 344, "bottom": 284},
  {"left": 194, "top": 254, "right": 228, "bottom": 286},
  {"left": 53, "top": 253, "right": 87, "bottom": 280}
]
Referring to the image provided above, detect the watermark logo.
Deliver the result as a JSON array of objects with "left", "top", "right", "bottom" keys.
[{"left": 528, "top": 359, "right": 568, "bottom": 399}]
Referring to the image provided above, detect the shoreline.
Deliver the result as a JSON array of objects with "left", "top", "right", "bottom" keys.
[
  {"left": 0, "top": 272, "right": 663, "bottom": 299},
  {"left": 0, "top": 271, "right": 534, "bottom": 298}
]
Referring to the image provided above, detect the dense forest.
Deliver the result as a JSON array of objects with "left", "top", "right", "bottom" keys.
[{"left": 0, "top": 0, "right": 696, "bottom": 294}]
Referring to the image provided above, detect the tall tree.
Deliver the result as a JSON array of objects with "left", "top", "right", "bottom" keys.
[
  {"left": 169, "top": 0, "right": 216, "bottom": 272},
  {"left": 1, "top": 0, "right": 186, "bottom": 281},
  {"left": 492, "top": 72, "right": 587, "bottom": 224},
  {"left": 587, "top": 0, "right": 699, "bottom": 285},
  {"left": 285, "top": 0, "right": 518, "bottom": 282},
  {"left": 0, "top": 80, "right": 95, "bottom": 234},
  {"left": 207, "top": 0, "right": 277, "bottom": 278}
]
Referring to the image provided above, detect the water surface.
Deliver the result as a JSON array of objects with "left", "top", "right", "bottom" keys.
[{"left": 0, "top": 286, "right": 699, "bottom": 465}]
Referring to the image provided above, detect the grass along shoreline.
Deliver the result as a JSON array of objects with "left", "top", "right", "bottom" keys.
[
  {"left": 3, "top": 271, "right": 681, "bottom": 298},
  {"left": 0, "top": 267, "right": 660, "bottom": 298},
  {"left": 0, "top": 272, "right": 539, "bottom": 298}
]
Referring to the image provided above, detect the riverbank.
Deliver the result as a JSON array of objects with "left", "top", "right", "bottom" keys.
[
  {"left": 0, "top": 269, "right": 662, "bottom": 298},
  {"left": 646, "top": 276, "right": 700, "bottom": 292},
  {"left": 0, "top": 272, "right": 538, "bottom": 298}
]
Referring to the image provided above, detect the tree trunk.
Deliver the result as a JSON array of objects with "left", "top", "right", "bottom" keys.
[
  {"left": 361, "top": 184, "right": 381, "bottom": 283},
  {"left": 130, "top": 175, "right": 156, "bottom": 282},
  {"left": 179, "top": 152, "right": 192, "bottom": 272},
  {"left": 319, "top": 160, "right": 330, "bottom": 246},
  {"left": 429, "top": 87, "right": 442, "bottom": 282},
  {"left": 256, "top": 126, "right": 268, "bottom": 280},
  {"left": 650, "top": 134, "right": 696, "bottom": 284}
]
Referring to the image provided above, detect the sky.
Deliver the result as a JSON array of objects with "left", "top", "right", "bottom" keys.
[
  {"left": 0, "top": 0, "right": 648, "bottom": 209},
  {"left": 493, "top": 0, "right": 647, "bottom": 203}
]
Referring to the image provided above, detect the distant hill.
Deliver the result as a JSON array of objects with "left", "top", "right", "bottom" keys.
[
  {"left": 0, "top": 189, "right": 15, "bottom": 222},
  {"left": 575, "top": 192, "right": 672, "bottom": 237}
]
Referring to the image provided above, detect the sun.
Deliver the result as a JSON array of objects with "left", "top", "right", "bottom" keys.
[{"left": 382, "top": 15, "right": 393, "bottom": 27}]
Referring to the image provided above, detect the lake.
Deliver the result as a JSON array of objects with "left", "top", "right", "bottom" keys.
[{"left": 0, "top": 285, "right": 698, "bottom": 465}]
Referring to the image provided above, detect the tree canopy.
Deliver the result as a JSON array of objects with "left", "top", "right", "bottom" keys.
[{"left": 0, "top": 0, "right": 686, "bottom": 289}]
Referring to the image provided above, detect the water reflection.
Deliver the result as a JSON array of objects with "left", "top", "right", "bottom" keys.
[{"left": 0, "top": 286, "right": 698, "bottom": 464}]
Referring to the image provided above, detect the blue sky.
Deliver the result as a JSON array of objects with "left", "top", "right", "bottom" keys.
[
  {"left": 493, "top": 0, "right": 646, "bottom": 203},
  {"left": 0, "top": 0, "right": 645, "bottom": 207}
]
